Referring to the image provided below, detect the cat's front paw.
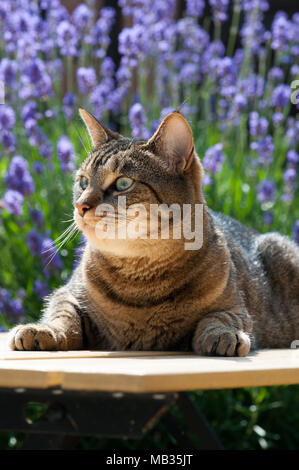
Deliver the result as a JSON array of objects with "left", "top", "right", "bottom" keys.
[
  {"left": 8, "top": 324, "right": 68, "bottom": 351},
  {"left": 192, "top": 327, "right": 250, "bottom": 357}
]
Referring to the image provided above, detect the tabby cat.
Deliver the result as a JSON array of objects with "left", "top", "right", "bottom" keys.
[{"left": 8, "top": 110, "right": 299, "bottom": 355}]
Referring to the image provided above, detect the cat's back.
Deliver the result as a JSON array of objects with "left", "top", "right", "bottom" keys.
[{"left": 209, "top": 209, "right": 259, "bottom": 252}]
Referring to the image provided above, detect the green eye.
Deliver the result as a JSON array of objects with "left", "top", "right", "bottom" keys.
[
  {"left": 115, "top": 176, "right": 134, "bottom": 192},
  {"left": 79, "top": 176, "right": 89, "bottom": 190}
]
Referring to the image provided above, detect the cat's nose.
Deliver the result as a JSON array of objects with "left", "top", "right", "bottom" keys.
[{"left": 76, "top": 202, "right": 91, "bottom": 217}]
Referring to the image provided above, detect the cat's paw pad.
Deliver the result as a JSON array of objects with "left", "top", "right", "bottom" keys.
[
  {"left": 7, "top": 324, "right": 68, "bottom": 351},
  {"left": 193, "top": 328, "right": 250, "bottom": 357}
]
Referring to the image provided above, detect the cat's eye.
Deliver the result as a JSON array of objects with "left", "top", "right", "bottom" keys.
[
  {"left": 115, "top": 176, "right": 134, "bottom": 192},
  {"left": 79, "top": 176, "right": 89, "bottom": 191}
]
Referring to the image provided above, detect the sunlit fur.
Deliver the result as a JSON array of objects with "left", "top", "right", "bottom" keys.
[{"left": 8, "top": 111, "right": 299, "bottom": 355}]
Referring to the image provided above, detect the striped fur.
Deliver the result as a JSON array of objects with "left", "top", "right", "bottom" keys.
[{"left": 8, "top": 113, "right": 299, "bottom": 355}]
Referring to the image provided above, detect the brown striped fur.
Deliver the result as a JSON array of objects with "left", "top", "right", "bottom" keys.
[{"left": 8, "top": 111, "right": 299, "bottom": 355}]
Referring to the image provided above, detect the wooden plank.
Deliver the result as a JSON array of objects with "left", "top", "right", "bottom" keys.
[
  {"left": 0, "top": 333, "right": 188, "bottom": 360},
  {"left": 1, "top": 349, "right": 189, "bottom": 361},
  {"left": 0, "top": 330, "right": 298, "bottom": 392},
  {"left": 60, "top": 349, "right": 299, "bottom": 392}
]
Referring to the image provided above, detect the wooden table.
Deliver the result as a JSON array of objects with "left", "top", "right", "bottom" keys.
[{"left": 0, "top": 332, "right": 298, "bottom": 450}]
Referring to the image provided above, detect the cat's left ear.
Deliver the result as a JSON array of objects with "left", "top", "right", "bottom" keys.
[
  {"left": 79, "top": 108, "right": 122, "bottom": 148},
  {"left": 141, "top": 112, "right": 194, "bottom": 173}
]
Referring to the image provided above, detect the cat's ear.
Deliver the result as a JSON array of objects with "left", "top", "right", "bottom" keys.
[
  {"left": 79, "top": 108, "right": 122, "bottom": 148},
  {"left": 141, "top": 112, "right": 194, "bottom": 173}
]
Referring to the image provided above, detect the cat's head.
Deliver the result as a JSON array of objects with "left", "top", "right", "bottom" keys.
[{"left": 74, "top": 108, "right": 205, "bottom": 257}]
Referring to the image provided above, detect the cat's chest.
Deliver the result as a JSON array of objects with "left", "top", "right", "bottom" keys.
[
  {"left": 84, "top": 270, "right": 200, "bottom": 350},
  {"left": 91, "top": 300, "right": 195, "bottom": 351}
]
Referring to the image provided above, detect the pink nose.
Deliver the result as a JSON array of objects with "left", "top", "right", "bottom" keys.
[{"left": 76, "top": 202, "right": 91, "bottom": 217}]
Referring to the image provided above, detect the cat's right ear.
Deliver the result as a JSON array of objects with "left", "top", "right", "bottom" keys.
[{"left": 79, "top": 108, "right": 122, "bottom": 148}]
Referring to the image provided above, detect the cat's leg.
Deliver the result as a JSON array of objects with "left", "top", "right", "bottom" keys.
[
  {"left": 8, "top": 285, "right": 84, "bottom": 351},
  {"left": 192, "top": 310, "right": 252, "bottom": 357}
]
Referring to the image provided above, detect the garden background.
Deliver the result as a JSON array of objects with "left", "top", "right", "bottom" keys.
[{"left": 0, "top": 0, "right": 299, "bottom": 450}]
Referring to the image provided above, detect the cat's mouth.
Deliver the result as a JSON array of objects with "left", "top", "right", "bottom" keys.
[{"left": 74, "top": 208, "right": 124, "bottom": 236}]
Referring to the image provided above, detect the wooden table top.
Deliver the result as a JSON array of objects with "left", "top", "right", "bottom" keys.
[{"left": 0, "top": 333, "right": 298, "bottom": 393}]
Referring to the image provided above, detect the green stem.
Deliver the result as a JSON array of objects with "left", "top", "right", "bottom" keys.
[
  {"left": 66, "top": 56, "right": 73, "bottom": 94},
  {"left": 226, "top": 0, "right": 241, "bottom": 57},
  {"left": 214, "top": 21, "right": 222, "bottom": 43}
]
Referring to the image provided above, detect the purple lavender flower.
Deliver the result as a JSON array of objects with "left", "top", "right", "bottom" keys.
[
  {"left": 249, "top": 112, "right": 268, "bottom": 136},
  {"left": 77, "top": 67, "right": 97, "bottom": 94},
  {"left": 202, "top": 143, "right": 225, "bottom": 174},
  {"left": 72, "top": 3, "right": 92, "bottom": 32},
  {"left": 87, "top": 7, "right": 115, "bottom": 59},
  {"left": 241, "top": 3, "right": 268, "bottom": 54},
  {"left": 0, "top": 58, "right": 17, "bottom": 87},
  {"left": 23, "top": 58, "right": 45, "bottom": 83},
  {"left": 21, "top": 58, "right": 53, "bottom": 100},
  {"left": 239, "top": 74, "right": 265, "bottom": 99},
  {"left": 216, "top": 57, "right": 237, "bottom": 80},
  {"left": 186, "top": 0, "right": 205, "bottom": 17},
  {"left": 128, "top": 102, "right": 150, "bottom": 139},
  {"left": 0, "top": 105, "right": 15, "bottom": 131},
  {"left": 21, "top": 101, "right": 42, "bottom": 123},
  {"left": 242, "top": 0, "right": 269, "bottom": 11},
  {"left": 176, "top": 18, "right": 209, "bottom": 60},
  {"left": 27, "top": 230, "right": 43, "bottom": 256},
  {"left": 33, "top": 280, "right": 50, "bottom": 299},
  {"left": 41, "top": 238, "right": 63, "bottom": 274},
  {"left": 33, "top": 162, "right": 43, "bottom": 174},
  {"left": 10, "top": 9, "right": 38, "bottom": 35},
  {"left": 2, "top": 190, "right": 23, "bottom": 215},
  {"left": 271, "top": 84, "right": 291, "bottom": 109},
  {"left": 286, "top": 119, "right": 299, "bottom": 146},
  {"left": 5, "top": 156, "right": 35, "bottom": 196},
  {"left": 257, "top": 179, "right": 276, "bottom": 204},
  {"left": 57, "top": 136, "right": 75, "bottom": 173},
  {"left": 0, "top": 288, "right": 11, "bottom": 310},
  {"left": 286, "top": 150, "right": 299, "bottom": 166},
  {"left": 116, "top": 63, "right": 131, "bottom": 87},
  {"left": 29, "top": 209, "right": 44, "bottom": 228},
  {"left": 0, "top": 131, "right": 16, "bottom": 152},
  {"left": 25, "top": 119, "right": 47, "bottom": 148},
  {"left": 283, "top": 168, "right": 296, "bottom": 185},
  {"left": 118, "top": 25, "right": 146, "bottom": 67},
  {"left": 290, "top": 65, "right": 299, "bottom": 77},
  {"left": 40, "top": 139, "right": 53, "bottom": 160},
  {"left": 250, "top": 135, "right": 274, "bottom": 166},
  {"left": 100, "top": 57, "right": 115, "bottom": 78},
  {"left": 271, "top": 11, "right": 292, "bottom": 51},
  {"left": 179, "top": 63, "right": 199, "bottom": 84},
  {"left": 264, "top": 211, "right": 274, "bottom": 225},
  {"left": 203, "top": 173, "right": 213, "bottom": 186},
  {"left": 232, "top": 93, "right": 248, "bottom": 112},
  {"left": 209, "top": 0, "right": 229, "bottom": 22},
  {"left": 272, "top": 112, "right": 283, "bottom": 126},
  {"left": 227, "top": 93, "right": 248, "bottom": 125},
  {"left": 5, "top": 297, "right": 25, "bottom": 323},
  {"left": 63, "top": 92, "right": 76, "bottom": 119},
  {"left": 282, "top": 167, "right": 296, "bottom": 202},
  {"left": 292, "top": 220, "right": 299, "bottom": 244},
  {"left": 268, "top": 67, "right": 284, "bottom": 82},
  {"left": 90, "top": 78, "right": 116, "bottom": 119},
  {"left": 201, "top": 40, "right": 225, "bottom": 75},
  {"left": 56, "top": 20, "right": 79, "bottom": 56}
]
